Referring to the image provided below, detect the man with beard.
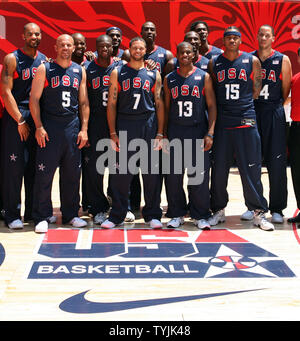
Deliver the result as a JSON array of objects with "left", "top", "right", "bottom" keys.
[
  {"left": 165, "top": 31, "right": 209, "bottom": 74},
  {"left": 208, "top": 26, "right": 274, "bottom": 231},
  {"left": 240, "top": 25, "right": 292, "bottom": 224},
  {"left": 190, "top": 21, "right": 223, "bottom": 60},
  {"left": 29, "top": 34, "right": 89, "bottom": 233},
  {"left": 122, "top": 21, "right": 173, "bottom": 77},
  {"left": 71, "top": 33, "right": 88, "bottom": 65},
  {"left": 1, "top": 22, "right": 47, "bottom": 229},
  {"left": 101, "top": 37, "right": 164, "bottom": 229},
  {"left": 106, "top": 27, "right": 124, "bottom": 58}
]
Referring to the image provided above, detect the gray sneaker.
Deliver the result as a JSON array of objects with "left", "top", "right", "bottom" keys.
[
  {"left": 240, "top": 210, "right": 254, "bottom": 221},
  {"left": 93, "top": 212, "right": 107, "bottom": 225},
  {"left": 167, "top": 217, "right": 184, "bottom": 228},
  {"left": 208, "top": 209, "right": 225, "bottom": 226}
]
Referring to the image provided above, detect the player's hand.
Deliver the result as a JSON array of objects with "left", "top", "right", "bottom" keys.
[
  {"left": 153, "top": 134, "right": 163, "bottom": 151},
  {"left": 162, "top": 137, "right": 170, "bottom": 154},
  {"left": 35, "top": 126, "right": 49, "bottom": 148},
  {"left": 77, "top": 130, "right": 88, "bottom": 149},
  {"left": 203, "top": 135, "right": 213, "bottom": 151},
  {"left": 18, "top": 122, "right": 30, "bottom": 142},
  {"left": 84, "top": 51, "right": 96, "bottom": 61},
  {"left": 145, "top": 59, "right": 157, "bottom": 71},
  {"left": 110, "top": 134, "right": 120, "bottom": 152}
]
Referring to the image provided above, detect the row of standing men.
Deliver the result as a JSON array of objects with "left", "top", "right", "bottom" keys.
[{"left": 0, "top": 21, "right": 298, "bottom": 233}]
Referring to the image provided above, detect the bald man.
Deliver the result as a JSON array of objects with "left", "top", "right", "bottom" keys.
[
  {"left": 1, "top": 23, "right": 47, "bottom": 229},
  {"left": 29, "top": 34, "right": 90, "bottom": 233}
]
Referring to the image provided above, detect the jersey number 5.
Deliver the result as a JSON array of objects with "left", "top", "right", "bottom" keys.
[{"left": 62, "top": 91, "right": 71, "bottom": 107}]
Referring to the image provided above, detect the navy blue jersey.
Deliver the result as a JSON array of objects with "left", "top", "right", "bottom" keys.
[
  {"left": 144, "top": 45, "right": 168, "bottom": 74},
  {"left": 12, "top": 49, "right": 46, "bottom": 110},
  {"left": 166, "top": 67, "right": 207, "bottom": 126},
  {"left": 41, "top": 61, "right": 82, "bottom": 119},
  {"left": 212, "top": 52, "right": 256, "bottom": 128},
  {"left": 85, "top": 58, "right": 124, "bottom": 114},
  {"left": 117, "top": 63, "right": 156, "bottom": 115},
  {"left": 173, "top": 54, "right": 209, "bottom": 72},
  {"left": 251, "top": 50, "right": 283, "bottom": 104},
  {"left": 204, "top": 45, "right": 223, "bottom": 60}
]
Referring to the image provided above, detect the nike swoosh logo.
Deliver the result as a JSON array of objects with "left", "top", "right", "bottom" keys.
[{"left": 59, "top": 288, "right": 265, "bottom": 314}]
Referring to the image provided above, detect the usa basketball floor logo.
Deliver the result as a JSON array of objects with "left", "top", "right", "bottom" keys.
[{"left": 28, "top": 228, "right": 295, "bottom": 279}]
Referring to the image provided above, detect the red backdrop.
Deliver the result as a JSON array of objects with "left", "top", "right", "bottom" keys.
[{"left": 0, "top": 1, "right": 300, "bottom": 72}]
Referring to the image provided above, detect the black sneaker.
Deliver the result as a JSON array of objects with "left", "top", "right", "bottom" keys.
[{"left": 287, "top": 213, "right": 300, "bottom": 223}]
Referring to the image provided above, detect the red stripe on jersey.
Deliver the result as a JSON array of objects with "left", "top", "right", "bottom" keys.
[
  {"left": 226, "top": 125, "right": 251, "bottom": 130},
  {"left": 13, "top": 70, "right": 19, "bottom": 79},
  {"left": 44, "top": 78, "right": 49, "bottom": 88}
]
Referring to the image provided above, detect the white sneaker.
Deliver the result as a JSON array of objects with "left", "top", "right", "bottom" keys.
[
  {"left": 241, "top": 210, "right": 254, "bottom": 221},
  {"left": 147, "top": 219, "right": 163, "bottom": 229},
  {"left": 125, "top": 211, "right": 135, "bottom": 222},
  {"left": 167, "top": 217, "right": 184, "bottom": 228},
  {"left": 194, "top": 219, "right": 210, "bottom": 230},
  {"left": 8, "top": 219, "right": 23, "bottom": 230},
  {"left": 35, "top": 220, "right": 48, "bottom": 233},
  {"left": 93, "top": 212, "right": 107, "bottom": 225},
  {"left": 100, "top": 219, "right": 124, "bottom": 229},
  {"left": 271, "top": 212, "right": 284, "bottom": 224},
  {"left": 70, "top": 217, "right": 87, "bottom": 228},
  {"left": 208, "top": 210, "right": 225, "bottom": 226},
  {"left": 46, "top": 216, "right": 57, "bottom": 224},
  {"left": 253, "top": 212, "right": 275, "bottom": 231}
]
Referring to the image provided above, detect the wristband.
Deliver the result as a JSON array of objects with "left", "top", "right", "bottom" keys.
[
  {"left": 206, "top": 133, "right": 214, "bottom": 139},
  {"left": 110, "top": 132, "right": 117, "bottom": 136},
  {"left": 156, "top": 133, "right": 163, "bottom": 137},
  {"left": 18, "top": 120, "right": 26, "bottom": 126}
]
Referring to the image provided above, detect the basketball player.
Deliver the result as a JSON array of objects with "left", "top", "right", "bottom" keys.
[
  {"left": 190, "top": 21, "right": 223, "bottom": 59},
  {"left": 164, "top": 42, "right": 216, "bottom": 229},
  {"left": 241, "top": 25, "right": 292, "bottom": 223},
  {"left": 83, "top": 34, "right": 125, "bottom": 225},
  {"left": 106, "top": 27, "right": 124, "bottom": 58},
  {"left": 122, "top": 21, "right": 174, "bottom": 76},
  {"left": 165, "top": 31, "right": 209, "bottom": 74},
  {"left": 101, "top": 37, "right": 164, "bottom": 228},
  {"left": 71, "top": 33, "right": 88, "bottom": 65},
  {"left": 29, "top": 34, "right": 89, "bottom": 233},
  {"left": 208, "top": 26, "right": 274, "bottom": 231},
  {"left": 0, "top": 23, "right": 46, "bottom": 229}
]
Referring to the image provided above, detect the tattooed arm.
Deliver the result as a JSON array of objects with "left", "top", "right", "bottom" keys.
[
  {"left": 77, "top": 66, "right": 90, "bottom": 149},
  {"left": 1, "top": 53, "right": 30, "bottom": 141},
  {"left": 107, "top": 68, "right": 120, "bottom": 152},
  {"left": 252, "top": 56, "right": 262, "bottom": 99}
]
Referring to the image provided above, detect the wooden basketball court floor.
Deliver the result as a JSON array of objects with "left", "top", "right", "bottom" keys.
[{"left": 0, "top": 168, "right": 300, "bottom": 322}]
